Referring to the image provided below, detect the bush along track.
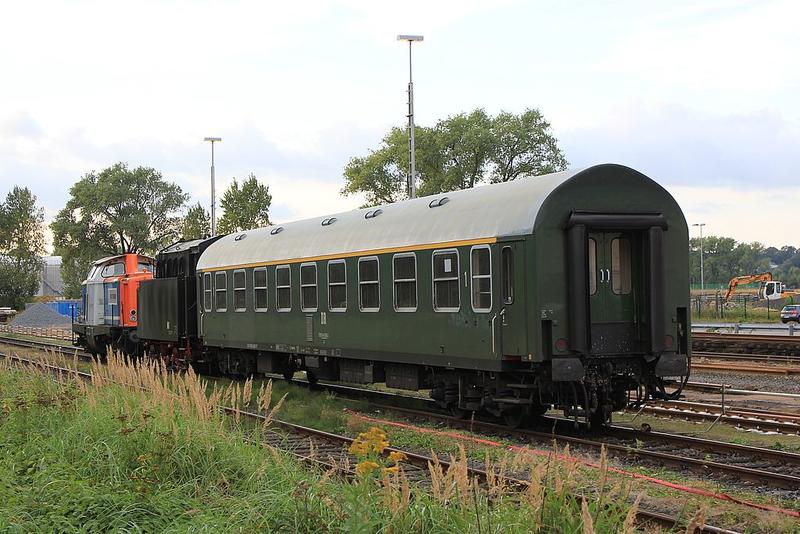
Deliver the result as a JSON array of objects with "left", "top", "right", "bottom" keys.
[{"left": 0, "top": 354, "right": 654, "bottom": 533}]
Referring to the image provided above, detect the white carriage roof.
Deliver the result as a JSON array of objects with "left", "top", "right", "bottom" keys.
[{"left": 196, "top": 165, "right": 618, "bottom": 272}]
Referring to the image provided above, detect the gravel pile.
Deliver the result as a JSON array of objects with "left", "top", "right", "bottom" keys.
[
  {"left": 691, "top": 370, "right": 800, "bottom": 395},
  {"left": 10, "top": 303, "right": 72, "bottom": 328}
]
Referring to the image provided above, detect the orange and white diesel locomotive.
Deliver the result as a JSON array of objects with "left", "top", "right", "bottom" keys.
[{"left": 72, "top": 254, "right": 154, "bottom": 355}]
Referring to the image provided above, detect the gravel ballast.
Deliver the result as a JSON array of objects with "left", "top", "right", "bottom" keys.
[{"left": 10, "top": 303, "right": 72, "bottom": 329}]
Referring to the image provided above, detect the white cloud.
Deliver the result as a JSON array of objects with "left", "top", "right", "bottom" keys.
[{"left": 669, "top": 184, "right": 799, "bottom": 247}]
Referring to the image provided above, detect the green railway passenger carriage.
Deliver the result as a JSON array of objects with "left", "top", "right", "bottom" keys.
[{"left": 142, "top": 163, "right": 691, "bottom": 427}]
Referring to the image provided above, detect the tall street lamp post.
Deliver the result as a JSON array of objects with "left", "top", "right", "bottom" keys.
[
  {"left": 204, "top": 137, "right": 222, "bottom": 236},
  {"left": 692, "top": 223, "right": 706, "bottom": 291},
  {"left": 397, "top": 34, "right": 423, "bottom": 199}
]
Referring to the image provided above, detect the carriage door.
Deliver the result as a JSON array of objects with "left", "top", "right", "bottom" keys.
[
  {"left": 499, "top": 242, "right": 526, "bottom": 356},
  {"left": 588, "top": 232, "right": 636, "bottom": 353}
]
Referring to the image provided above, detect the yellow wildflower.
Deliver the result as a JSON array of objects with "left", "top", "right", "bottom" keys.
[
  {"left": 382, "top": 465, "right": 400, "bottom": 475},
  {"left": 389, "top": 451, "right": 407, "bottom": 464},
  {"left": 356, "top": 460, "right": 380, "bottom": 476},
  {"left": 348, "top": 439, "right": 369, "bottom": 456}
]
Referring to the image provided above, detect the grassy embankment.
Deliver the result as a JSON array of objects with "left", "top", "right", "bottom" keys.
[{"left": 0, "top": 355, "right": 640, "bottom": 533}]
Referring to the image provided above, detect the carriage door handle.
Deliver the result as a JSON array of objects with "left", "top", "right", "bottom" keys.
[
  {"left": 605, "top": 269, "right": 611, "bottom": 283},
  {"left": 599, "top": 269, "right": 605, "bottom": 283}
]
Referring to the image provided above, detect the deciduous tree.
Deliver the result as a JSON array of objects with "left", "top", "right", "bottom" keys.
[
  {"left": 489, "top": 109, "right": 568, "bottom": 182},
  {"left": 51, "top": 162, "right": 188, "bottom": 297},
  {"left": 182, "top": 202, "right": 211, "bottom": 240},
  {"left": 0, "top": 187, "right": 45, "bottom": 309},
  {"left": 342, "top": 108, "right": 567, "bottom": 205},
  {"left": 217, "top": 174, "right": 272, "bottom": 234}
]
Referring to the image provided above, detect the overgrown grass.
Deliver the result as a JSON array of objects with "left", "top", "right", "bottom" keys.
[{"left": 0, "top": 355, "right": 641, "bottom": 533}]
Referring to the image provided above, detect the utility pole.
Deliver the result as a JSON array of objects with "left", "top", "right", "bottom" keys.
[
  {"left": 204, "top": 137, "right": 222, "bottom": 236},
  {"left": 693, "top": 223, "right": 706, "bottom": 291},
  {"left": 397, "top": 34, "right": 423, "bottom": 198}
]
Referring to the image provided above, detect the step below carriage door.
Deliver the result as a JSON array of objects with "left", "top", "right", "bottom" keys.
[{"left": 587, "top": 232, "right": 637, "bottom": 353}]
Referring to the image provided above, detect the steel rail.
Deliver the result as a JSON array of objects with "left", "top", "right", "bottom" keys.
[
  {"left": 0, "top": 351, "right": 737, "bottom": 534},
  {"left": 636, "top": 405, "right": 800, "bottom": 434},
  {"left": 691, "top": 362, "right": 800, "bottom": 375},
  {"left": 694, "top": 351, "right": 800, "bottom": 363}
]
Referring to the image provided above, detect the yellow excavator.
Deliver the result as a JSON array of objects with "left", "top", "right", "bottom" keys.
[{"left": 724, "top": 272, "right": 800, "bottom": 301}]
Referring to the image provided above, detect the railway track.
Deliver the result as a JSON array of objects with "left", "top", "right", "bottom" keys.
[
  {"left": 693, "top": 332, "right": 800, "bottom": 357},
  {"left": 695, "top": 351, "right": 800, "bottom": 364},
  {"left": 0, "top": 349, "right": 739, "bottom": 534},
  {"left": 691, "top": 361, "right": 800, "bottom": 376},
  {"left": 632, "top": 400, "right": 800, "bottom": 435}
]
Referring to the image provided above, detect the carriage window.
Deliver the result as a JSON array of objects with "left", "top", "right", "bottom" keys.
[
  {"left": 328, "top": 260, "right": 347, "bottom": 311},
  {"left": 215, "top": 272, "right": 227, "bottom": 311},
  {"left": 433, "top": 250, "right": 460, "bottom": 311},
  {"left": 501, "top": 247, "right": 514, "bottom": 304},
  {"left": 471, "top": 246, "right": 491, "bottom": 312},
  {"left": 611, "top": 238, "right": 632, "bottom": 295},
  {"left": 300, "top": 263, "right": 318, "bottom": 311},
  {"left": 588, "top": 239, "right": 597, "bottom": 296},
  {"left": 276, "top": 265, "right": 291, "bottom": 311},
  {"left": 253, "top": 268, "right": 268, "bottom": 311},
  {"left": 138, "top": 262, "right": 153, "bottom": 273},
  {"left": 359, "top": 257, "right": 380, "bottom": 311},
  {"left": 393, "top": 254, "right": 417, "bottom": 311},
  {"left": 203, "top": 273, "right": 212, "bottom": 311},
  {"left": 233, "top": 269, "right": 246, "bottom": 311}
]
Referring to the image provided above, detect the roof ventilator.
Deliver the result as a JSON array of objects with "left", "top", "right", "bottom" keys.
[
  {"left": 270, "top": 227, "right": 284, "bottom": 235},
  {"left": 234, "top": 234, "right": 247, "bottom": 241},
  {"left": 364, "top": 208, "right": 384, "bottom": 219},
  {"left": 428, "top": 197, "right": 450, "bottom": 208},
  {"left": 321, "top": 217, "right": 338, "bottom": 226}
]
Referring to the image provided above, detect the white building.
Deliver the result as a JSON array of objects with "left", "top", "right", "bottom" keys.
[{"left": 38, "top": 256, "right": 64, "bottom": 298}]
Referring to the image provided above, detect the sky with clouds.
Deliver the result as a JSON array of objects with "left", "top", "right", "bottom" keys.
[{"left": 0, "top": 0, "right": 798, "bottom": 251}]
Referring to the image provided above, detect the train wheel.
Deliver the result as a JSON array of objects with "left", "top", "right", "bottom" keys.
[
  {"left": 502, "top": 407, "right": 525, "bottom": 429},
  {"left": 449, "top": 405, "right": 468, "bottom": 419},
  {"left": 283, "top": 368, "right": 295, "bottom": 382},
  {"left": 589, "top": 408, "right": 611, "bottom": 430},
  {"left": 306, "top": 370, "right": 319, "bottom": 386}
]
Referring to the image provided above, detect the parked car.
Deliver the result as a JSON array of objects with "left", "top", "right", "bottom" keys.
[{"left": 781, "top": 305, "right": 800, "bottom": 323}]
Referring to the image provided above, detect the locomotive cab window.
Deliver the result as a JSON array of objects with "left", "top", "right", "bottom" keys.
[
  {"left": 276, "top": 265, "right": 291, "bottom": 312},
  {"left": 328, "top": 260, "right": 347, "bottom": 311},
  {"left": 203, "top": 273, "right": 212, "bottom": 312},
  {"left": 393, "top": 253, "right": 417, "bottom": 311},
  {"left": 359, "top": 257, "right": 380, "bottom": 311},
  {"left": 253, "top": 267, "right": 268, "bottom": 311},
  {"left": 432, "top": 249, "right": 460, "bottom": 311},
  {"left": 471, "top": 246, "right": 491, "bottom": 312},
  {"left": 101, "top": 262, "right": 125, "bottom": 277},
  {"left": 233, "top": 269, "right": 246, "bottom": 312},
  {"left": 214, "top": 272, "right": 227, "bottom": 312},
  {"left": 300, "top": 263, "right": 318, "bottom": 312},
  {"left": 611, "top": 237, "right": 632, "bottom": 295}
]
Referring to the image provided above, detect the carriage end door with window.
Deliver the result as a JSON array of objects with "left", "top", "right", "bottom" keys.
[{"left": 588, "top": 233, "right": 636, "bottom": 354}]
